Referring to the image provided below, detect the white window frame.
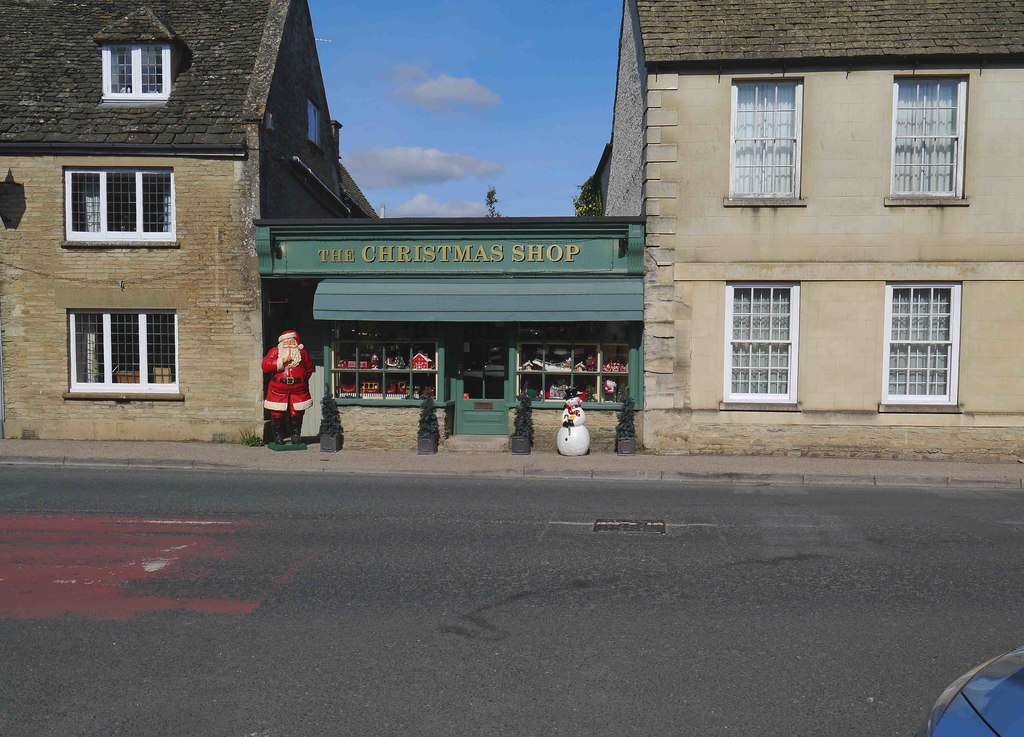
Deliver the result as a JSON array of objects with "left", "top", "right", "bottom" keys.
[
  {"left": 890, "top": 77, "right": 968, "bottom": 198},
  {"left": 68, "top": 311, "right": 180, "bottom": 394},
  {"left": 64, "top": 168, "right": 176, "bottom": 242},
  {"left": 307, "top": 98, "right": 320, "bottom": 145},
  {"left": 729, "top": 79, "right": 804, "bottom": 199},
  {"left": 101, "top": 44, "right": 172, "bottom": 101},
  {"left": 882, "top": 283, "right": 961, "bottom": 406},
  {"left": 724, "top": 283, "right": 800, "bottom": 403}
]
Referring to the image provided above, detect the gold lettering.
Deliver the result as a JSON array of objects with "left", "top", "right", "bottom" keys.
[
  {"left": 527, "top": 244, "right": 543, "bottom": 262},
  {"left": 511, "top": 244, "right": 525, "bottom": 262},
  {"left": 361, "top": 245, "right": 376, "bottom": 263},
  {"left": 379, "top": 245, "right": 394, "bottom": 263},
  {"left": 318, "top": 249, "right": 328, "bottom": 263},
  {"left": 343, "top": 249, "right": 355, "bottom": 263},
  {"left": 546, "top": 244, "right": 564, "bottom": 262},
  {"left": 490, "top": 244, "right": 504, "bottom": 261},
  {"left": 412, "top": 245, "right": 422, "bottom": 262},
  {"left": 437, "top": 245, "right": 453, "bottom": 262},
  {"left": 330, "top": 249, "right": 343, "bottom": 263},
  {"left": 453, "top": 244, "right": 472, "bottom": 262},
  {"left": 396, "top": 245, "right": 411, "bottom": 262},
  {"left": 473, "top": 245, "right": 489, "bottom": 262},
  {"left": 565, "top": 244, "right": 580, "bottom": 262},
  {"left": 424, "top": 244, "right": 437, "bottom": 262}
]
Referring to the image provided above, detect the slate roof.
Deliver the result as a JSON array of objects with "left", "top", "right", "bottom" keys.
[
  {"left": 0, "top": 0, "right": 277, "bottom": 147},
  {"left": 636, "top": 0, "right": 1024, "bottom": 67},
  {"left": 337, "top": 160, "right": 377, "bottom": 218}
]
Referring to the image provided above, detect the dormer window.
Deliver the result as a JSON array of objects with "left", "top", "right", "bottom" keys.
[{"left": 102, "top": 44, "right": 171, "bottom": 101}]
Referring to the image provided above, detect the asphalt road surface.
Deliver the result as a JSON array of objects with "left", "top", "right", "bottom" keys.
[{"left": 1, "top": 466, "right": 1022, "bottom": 737}]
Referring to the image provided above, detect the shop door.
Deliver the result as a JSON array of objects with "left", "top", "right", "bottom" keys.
[{"left": 453, "top": 323, "right": 509, "bottom": 435}]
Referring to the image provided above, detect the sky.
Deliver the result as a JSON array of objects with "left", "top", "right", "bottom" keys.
[{"left": 307, "top": 1, "right": 623, "bottom": 218}]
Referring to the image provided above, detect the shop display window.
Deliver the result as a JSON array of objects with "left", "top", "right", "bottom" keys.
[
  {"left": 331, "top": 323, "right": 437, "bottom": 401},
  {"left": 516, "top": 322, "right": 631, "bottom": 404}
]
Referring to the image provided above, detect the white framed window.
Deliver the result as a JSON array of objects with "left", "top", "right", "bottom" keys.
[
  {"left": 102, "top": 44, "right": 172, "bottom": 101},
  {"left": 730, "top": 80, "right": 803, "bottom": 198},
  {"left": 891, "top": 77, "right": 967, "bottom": 197},
  {"left": 883, "top": 284, "right": 961, "bottom": 405},
  {"left": 69, "top": 311, "right": 179, "bottom": 394},
  {"left": 724, "top": 284, "right": 800, "bottom": 402},
  {"left": 307, "top": 98, "right": 320, "bottom": 145},
  {"left": 65, "top": 169, "right": 175, "bottom": 242}
]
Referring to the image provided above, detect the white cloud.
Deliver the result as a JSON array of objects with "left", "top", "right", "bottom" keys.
[
  {"left": 391, "top": 64, "right": 501, "bottom": 112},
  {"left": 347, "top": 146, "right": 503, "bottom": 188},
  {"left": 388, "top": 194, "right": 487, "bottom": 218}
]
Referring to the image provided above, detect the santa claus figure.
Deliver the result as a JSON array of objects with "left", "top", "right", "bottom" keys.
[{"left": 262, "top": 329, "right": 314, "bottom": 445}]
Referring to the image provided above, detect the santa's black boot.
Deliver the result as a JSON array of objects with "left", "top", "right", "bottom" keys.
[
  {"left": 271, "top": 417, "right": 285, "bottom": 445},
  {"left": 290, "top": 414, "right": 302, "bottom": 444}
]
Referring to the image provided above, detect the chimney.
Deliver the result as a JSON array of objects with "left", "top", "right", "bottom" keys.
[{"left": 330, "top": 119, "right": 343, "bottom": 159}]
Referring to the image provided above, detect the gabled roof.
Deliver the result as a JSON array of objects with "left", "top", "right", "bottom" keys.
[
  {"left": 636, "top": 0, "right": 1024, "bottom": 68},
  {"left": 93, "top": 6, "right": 181, "bottom": 44},
  {"left": 0, "top": 0, "right": 284, "bottom": 147}
]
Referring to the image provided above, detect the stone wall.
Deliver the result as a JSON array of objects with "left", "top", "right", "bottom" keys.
[
  {"left": 509, "top": 407, "right": 624, "bottom": 453},
  {"left": 640, "top": 65, "right": 1024, "bottom": 458},
  {"left": 335, "top": 406, "right": 447, "bottom": 450},
  {"left": 0, "top": 154, "right": 263, "bottom": 441}
]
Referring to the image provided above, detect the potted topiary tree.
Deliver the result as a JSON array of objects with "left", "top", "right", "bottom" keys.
[
  {"left": 615, "top": 395, "right": 638, "bottom": 455},
  {"left": 319, "top": 395, "right": 343, "bottom": 452},
  {"left": 510, "top": 391, "right": 533, "bottom": 455},
  {"left": 417, "top": 395, "right": 440, "bottom": 454}
]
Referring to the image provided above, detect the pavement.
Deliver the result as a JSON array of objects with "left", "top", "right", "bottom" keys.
[{"left": 2, "top": 437, "right": 1024, "bottom": 488}]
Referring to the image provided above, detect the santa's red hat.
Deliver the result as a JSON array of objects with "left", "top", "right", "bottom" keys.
[{"left": 278, "top": 329, "right": 300, "bottom": 343}]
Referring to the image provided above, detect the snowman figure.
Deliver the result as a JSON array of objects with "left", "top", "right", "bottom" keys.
[{"left": 556, "top": 390, "right": 590, "bottom": 456}]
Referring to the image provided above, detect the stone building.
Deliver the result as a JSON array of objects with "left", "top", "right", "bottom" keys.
[
  {"left": 604, "top": 0, "right": 1024, "bottom": 459},
  {"left": 0, "top": 0, "right": 374, "bottom": 440}
]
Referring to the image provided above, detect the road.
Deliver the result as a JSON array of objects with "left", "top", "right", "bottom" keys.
[{"left": 1, "top": 466, "right": 1022, "bottom": 736}]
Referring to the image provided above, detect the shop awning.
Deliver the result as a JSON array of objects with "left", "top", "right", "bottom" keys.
[{"left": 312, "top": 277, "right": 644, "bottom": 322}]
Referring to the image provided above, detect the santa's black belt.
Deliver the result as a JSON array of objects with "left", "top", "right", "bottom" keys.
[{"left": 278, "top": 377, "right": 300, "bottom": 385}]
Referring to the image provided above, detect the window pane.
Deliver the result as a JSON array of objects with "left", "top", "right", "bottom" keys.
[
  {"left": 146, "top": 313, "right": 176, "bottom": 384},
  {"left": 141, "top": 46, "right": 164, "bottom": 94},
  {"left": 73, "top": 314, "right": 105, "bottom": 383},
  {"left": 70, "top": 173, "right": 101, "bottom": 232},
  {"left": 106, "top": 172, "right": 137, "bottom": 233},
  {"left": 111, "top": 313, "right": 140, "bottom": 384},
  {"left": 307, "top": 99, "right": 318, "bottom": 143},
  {"left": 894, "top": 79, "right": 961, "bottom": 195},
  {"left": 110, "top": 46, "right": 132, "bottom": 93},
  {"left": 733, "top": 81, "right": 799, "bottom": 196},
  {"left": 142, "top": 172, "right": 172, "bottom": 232}
]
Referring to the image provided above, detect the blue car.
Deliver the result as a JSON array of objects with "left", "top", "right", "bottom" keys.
[{"left": 917, "top": 645, "right": 1024, "bottom": 736}]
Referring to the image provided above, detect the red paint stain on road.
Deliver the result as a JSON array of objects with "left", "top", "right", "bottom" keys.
[{"left": 0, "top": 515, "right": 274, "bottom": 620}]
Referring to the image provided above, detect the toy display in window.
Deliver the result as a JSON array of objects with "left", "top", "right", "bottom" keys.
[
  {"left": 602, "top": 356, "right": 628, "bottom": 372},
  {"left": 556, "top": 390, "right": 590, "bottom": 456},
  {"left": 262, "top": 329, "right": 314, "bottom": 445},
  {"left": 411, "top": 352, "right": 433, "bottom": 370}
]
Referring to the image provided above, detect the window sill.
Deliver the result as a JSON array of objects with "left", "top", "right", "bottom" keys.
[
  {"left": 63, "top": 392, "right": 185, "bottom": 402},
  {"left": 883, "top": 197, "right": 970, "bottom": 207},
  {"left": 723, "top": 197, "right": 807, "bottom": 208},
  {"left": 720, "top": 401, "right": 801, "bottom": 412},
  {"left": 62, "top": 240, "right": 180, "bottom": 249},
  {"left": 878, "top": 403, "right": 963, "bottom": 414}
]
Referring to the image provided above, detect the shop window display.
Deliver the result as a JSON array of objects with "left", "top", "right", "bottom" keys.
[
  {"left": 516, "top": 322, "right": 630, "bottom": 404},
  {"left": 331, "top": 323, "right": 437, "bottom": 401}
]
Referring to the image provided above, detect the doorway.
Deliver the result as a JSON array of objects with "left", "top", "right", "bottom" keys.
[{"left": 452, "top": 323, "right": 509, "bottom": 435}]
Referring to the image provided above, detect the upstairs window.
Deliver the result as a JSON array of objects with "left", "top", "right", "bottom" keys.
[
  {"left": 65, "top": 169, "right": 175, "bottom": 242},
  {"left": 308, "top": 98, "right": 320, "bottom": 145},
  {"left": 730, "top": 80, "right": 803, "bottom": 198},
  {"left": 102, "top": 44, "right": 171, "bottom": 101},
  {"left": 892, "top": 78, "right": 967, "bottom": 197}
]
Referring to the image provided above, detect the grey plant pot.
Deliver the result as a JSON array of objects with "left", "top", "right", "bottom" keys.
[
  {"left": 417, "top": 434, "right": 439, "bottom": 455},
  {"left": 616, "top": 437, "right": 637, "bottom": 456},
  {"left": 509, "top": 436, "right": 531, "bottom": 455},
  {"left": 320, "top": 434, "right": 343, "bottom": 453}
]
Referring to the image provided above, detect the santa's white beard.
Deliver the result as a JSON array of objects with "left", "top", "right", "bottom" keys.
[{"left": 280, "top": 344, "right": 303, "bottom": 368}]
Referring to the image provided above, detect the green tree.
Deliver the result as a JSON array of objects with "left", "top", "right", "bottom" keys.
[
  {"left": 485, "top": 186, "right": 501, "bottom": 217},
  {"left": 573, "top": 176, "right": 603, "bottom": 216}
]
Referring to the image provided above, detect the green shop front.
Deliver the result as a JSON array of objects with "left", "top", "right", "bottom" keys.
[{"left": 255, "top": 218, "right": 645, "bottom": 449}]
